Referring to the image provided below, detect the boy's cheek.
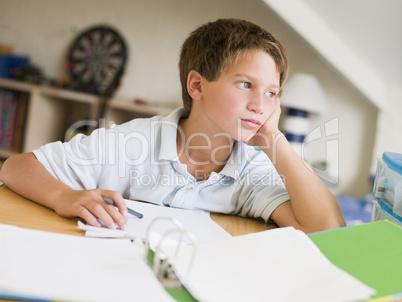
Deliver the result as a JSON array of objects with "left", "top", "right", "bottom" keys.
[
  {"left": 262, "top": 113, "right": 271, "bottom": 125},
  {"left": 265, "top": 104, "right": 277, "bottom": 120},
  {"left": 268, "top": 102, "right": 277, "bottom": 113}
]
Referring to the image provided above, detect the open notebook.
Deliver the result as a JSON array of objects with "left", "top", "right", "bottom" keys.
[
  {"left": 0, "top": 223, "right": 174, "bottom": 302},
  {"left": 165, "top": 227, "right": 376, "bottom": 302}
]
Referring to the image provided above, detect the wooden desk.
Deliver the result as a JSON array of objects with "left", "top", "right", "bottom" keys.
[{"left": 0, "top": 185, "right": 274, "bottom": 237}]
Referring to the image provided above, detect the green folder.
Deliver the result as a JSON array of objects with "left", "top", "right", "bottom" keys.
[{"left": 309, "top": 220, "right": 402, "bottom": 300}]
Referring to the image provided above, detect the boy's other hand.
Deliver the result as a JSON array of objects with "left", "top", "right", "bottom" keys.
[
  {"left": 246, "top": 97, "right": 283, "bottom": 148},
  {"left": 54, "top": 188, "right": 128, "bottom": 230}
]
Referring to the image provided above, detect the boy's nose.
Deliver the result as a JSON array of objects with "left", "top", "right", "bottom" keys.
[{"left": 247, "top": 93, "right": 264, "bottom": 114}]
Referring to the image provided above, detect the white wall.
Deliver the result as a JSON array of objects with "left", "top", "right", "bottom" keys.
[
  {"left": 373, "top": 85, "right": 402, "bottom": 169},
  {"left": 0, "top": 0, "right": 377, "bottom": 197}
]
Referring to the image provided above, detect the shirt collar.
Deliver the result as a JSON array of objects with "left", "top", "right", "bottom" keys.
[
  {"left": 159, "top": 107, "right": 188, "bottom": 161},
  {"left": 219, "top": 141, "right": 249, "bottom": 180},
  {"left": 158, "top": 107, "right": 250, "bottom": 179}
]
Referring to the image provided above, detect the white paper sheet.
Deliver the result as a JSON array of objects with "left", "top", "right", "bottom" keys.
[
  {"left": 0, "top": 224, "right": 175, "bottom": 302},
  {"left": 169, "top": 227, "right": 376, "bottom": 302},
  {"left": 78, "top": 199, "right": 231, "bottom": 243}
]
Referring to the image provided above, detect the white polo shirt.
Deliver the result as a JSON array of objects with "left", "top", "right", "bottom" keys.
[{"left": 33, "top": 108, "right": 289, "bottom": 221}]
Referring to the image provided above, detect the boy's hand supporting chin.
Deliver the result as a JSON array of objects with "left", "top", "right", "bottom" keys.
[{"left": 246, "top": 97, "right": 284, "bottom": 151}]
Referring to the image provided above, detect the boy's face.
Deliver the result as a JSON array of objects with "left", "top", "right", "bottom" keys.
[{"left": 198, "top": 50, "right": 280, "bottom": 142}]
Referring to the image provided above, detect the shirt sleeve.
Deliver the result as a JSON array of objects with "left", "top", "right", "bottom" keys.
[
  {"left": 232, "top": 156, "right": 290, "bottom": 222},
  {"left": 32, "top": 129, "right": 105, "bottom": 190}
]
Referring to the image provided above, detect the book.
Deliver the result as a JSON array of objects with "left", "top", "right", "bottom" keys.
[
  {"left": 0, "top": 88, "right": 29, "bottom": 153},
  {"left": 11, "top": 91, "right": 29, "bottom": 152},
  {"left": 168, "top": 226, "right": 375, "bottom": 302}
]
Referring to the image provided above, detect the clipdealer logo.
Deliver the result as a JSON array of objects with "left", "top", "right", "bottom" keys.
[
  {"left": 63, "top": 117, "right": 339, "bottom": 184},
  {"left": 301, "top": 117, "right": 339, "bottom": 185}
]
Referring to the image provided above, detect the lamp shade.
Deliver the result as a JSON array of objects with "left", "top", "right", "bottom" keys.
[{"left": 280, "top": 73, "right": 329, "bottom": 114}]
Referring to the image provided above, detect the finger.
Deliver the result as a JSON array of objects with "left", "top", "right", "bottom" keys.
[
  {"left": 101, "top": 190, "right": 128, "bottom": 217},
  {"left": 103, "top": 205, "right": 128, "bottom": 231},
  {"left": 92, "top": 203, "right": 119, "bottom": 230},
  {"left": 100, "top": 190, "right": 128, "bottom": 230},
  {"left": 77, "top": 206, "right": 102, "bottom": 227}
]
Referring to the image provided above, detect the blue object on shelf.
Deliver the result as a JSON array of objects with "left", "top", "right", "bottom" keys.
[
  {"left": 0, "top": 54, "right": 30, "bottom": 78},
  {"left": 373, "top": 151, "right": 402, "bottom": 218},
  {"left": 382, "top": 152, "right": 402, "bottom": 176},
  {"left": 376, "top": 198, "right": 402, "bottom": 223},
  {"left": 372, "top": 198, "right": 402, "bottom": 227}
]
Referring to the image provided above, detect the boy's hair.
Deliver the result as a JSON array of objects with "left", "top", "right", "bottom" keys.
[{"left": 179, "top": 18, "right": 288, "bottom": 113}]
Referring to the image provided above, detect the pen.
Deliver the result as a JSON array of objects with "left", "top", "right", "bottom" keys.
[{"left": 103, "top": 197, "right": 144, "bottom": 219}]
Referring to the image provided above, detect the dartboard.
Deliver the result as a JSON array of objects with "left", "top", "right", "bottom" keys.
[{"left": 66, "top": 25, "right": 128, "bottom": 96}]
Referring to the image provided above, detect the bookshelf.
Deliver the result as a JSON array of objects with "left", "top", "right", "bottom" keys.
[{"left": 0, "top": 78, "right": 176, "bottom": 159}]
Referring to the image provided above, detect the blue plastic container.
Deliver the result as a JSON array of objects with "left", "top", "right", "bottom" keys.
[
  {"left": 0, "top": 54, "right": 30, "bottom": 78},
  {"left": 372, "top": 152, "right": 402, "bottom": 225}
]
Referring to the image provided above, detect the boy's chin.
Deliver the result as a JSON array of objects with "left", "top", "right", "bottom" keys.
[
  {"left": 235, "top": 134, "right": 257, "bottom": 144},
  {"left": 226, "top": 129, "right": 258, "bottom": 144}
]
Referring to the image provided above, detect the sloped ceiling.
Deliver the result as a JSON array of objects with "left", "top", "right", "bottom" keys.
[
  {"left": 263, "top": 0, "right": 402, "bottom": 110},
  {"left": 303, "top": 0, "right": 402, "bottom": 86}
]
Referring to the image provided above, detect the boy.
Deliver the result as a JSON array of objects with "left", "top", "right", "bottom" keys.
[{"left": 0, "top": 19, "right": 345, "bottom": 233}]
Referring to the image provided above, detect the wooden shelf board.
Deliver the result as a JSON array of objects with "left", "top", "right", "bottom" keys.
[
  {"left": 40, "top": 86, "right": 105, "bottom": 104},
  {"left": 109, "top": 99, "right": 176, "bottom": 116},
  {"left": 0, "top": 78, "right": 36, "bottom": 92}
]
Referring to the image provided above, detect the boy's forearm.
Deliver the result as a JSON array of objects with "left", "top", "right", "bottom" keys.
[
  {"left": 264, "top": 134, "right": 345, "bottom": 232},
  {"left": 0, "top": 152, "right": 129, "bottom": 230},
  {"left": 0, "top": 152, "right": 73, "bottom": 211}
]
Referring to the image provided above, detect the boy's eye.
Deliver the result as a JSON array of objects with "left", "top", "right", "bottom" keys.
[
  {"left": 265, "top": 91, "right": 277, "bottom": 98},
  {"left": 239, "top": 82, "right": 251, "bottom": 89}
]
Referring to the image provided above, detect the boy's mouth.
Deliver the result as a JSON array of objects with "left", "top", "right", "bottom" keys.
[{"left": 241, "top": 119, "right": 261, "bottom": 128}]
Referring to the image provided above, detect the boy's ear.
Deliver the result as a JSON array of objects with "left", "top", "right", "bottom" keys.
[{"left": 187, "top": 70, "right": 203, "bottom": 101}]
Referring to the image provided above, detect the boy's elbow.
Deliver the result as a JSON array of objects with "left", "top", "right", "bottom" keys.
[
  {"left": 317, "top": 220, "right": 345, "bottom": 232},
  {"left": 0, "top": 156, "right": 14, "bottom": 184},
  {"left": 0, "top": 153, "right": 35, "bottom": 184},
  {"left": 325, "top": 210, "right": 347, "bottom": 230},
  {"left": 0, "top": 157, "right": 11, "bottom": 182},
  {"left": 306, "top": 205, "right": 347, "bottom": 233},
  {"left": 302, "top": 217, "right": 346, "bottom": 234}
]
